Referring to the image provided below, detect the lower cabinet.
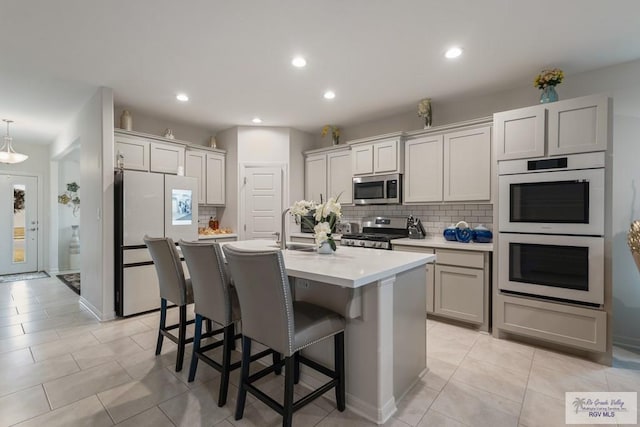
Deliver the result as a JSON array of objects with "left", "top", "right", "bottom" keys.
[{"left": 393, "top": 244, "right": 490, "bottom": 330}]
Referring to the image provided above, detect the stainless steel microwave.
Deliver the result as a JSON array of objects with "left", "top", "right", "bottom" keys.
[{"left": 353, "top": 174, "right": 402, "bottom": 205}]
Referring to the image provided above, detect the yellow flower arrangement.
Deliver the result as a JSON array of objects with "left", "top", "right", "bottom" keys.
[
  {"left": 321, "top": 125, "right": 340, "bottom": 140},
  {"left": 534, "top": 68, "right": 564, "bottom": 89}
]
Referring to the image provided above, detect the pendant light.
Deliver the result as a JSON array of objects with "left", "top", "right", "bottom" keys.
[{"left": 0, "top": 119, "right": 28, "bottom": 164}]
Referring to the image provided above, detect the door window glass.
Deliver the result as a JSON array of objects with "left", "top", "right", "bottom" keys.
[{"left": 13, "top": 184, "right": 26, "bottom": 263}]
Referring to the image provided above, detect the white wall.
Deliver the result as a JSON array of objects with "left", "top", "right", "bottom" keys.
[
  {"left": 0, "top": 142, "right": 49, "bottom": 272},
  {"left": 341, "top": 58, "right": 640, "bottom": 350},
  {"left": 114, "top": 106, "right": 215, "bottom": 147},
  {"left": 53, "top": 87, "right": 114, "bottom": 320}
]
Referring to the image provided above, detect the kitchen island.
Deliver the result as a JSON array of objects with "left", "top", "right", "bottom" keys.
[{"left": 222, "top": 240, "right": 435, "bottom": 424}]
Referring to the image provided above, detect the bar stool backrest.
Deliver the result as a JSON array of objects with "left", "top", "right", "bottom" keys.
[
  {"left": 179, "top": 240, "right": 234, "bottom": 326},
  {"left": 144, "top": 235, "right": 188, "bottom": 306},
  {"left": 222, "top": 245, "right": 295, "bottom": 356}
]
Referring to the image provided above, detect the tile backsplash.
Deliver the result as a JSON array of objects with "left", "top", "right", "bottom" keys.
[
  {"left": 198, "top": 205, "right": 218, "bottom": 228},
  {"left": 340, "top": 203, "right": 493, "bottom": 234}
]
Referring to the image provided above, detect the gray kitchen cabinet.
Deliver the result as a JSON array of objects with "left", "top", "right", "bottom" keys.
[
  {"left": 304, "top": 146, "right": 352, "bottom": 204},
  {"left": 150, "top": 141, "right": 185, "bottom": 174},
  {"left": 443, "top": 126, "right": 491, "bottom": 201},
  {"left": 115, "top": 134, "right": 150, "bottom": 171},
  {"left": 185, "top": 149, "right": 206, "bottom": 204},
  {"left": 404, "top": 135, "right": 443, "bottom": 203},
  {"left": 494, "top": 94, "right": 609, "bottom": 161},
  {"left": 350, "top": 134, "right": 403, "bottom": 176},
  {"left": 205, "top": 152, "right": 225, "bottom": 205}
]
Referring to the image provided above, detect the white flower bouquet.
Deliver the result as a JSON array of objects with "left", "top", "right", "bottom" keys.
[{"left": 290, "top": 195, "right": 342, "bottom": 250}]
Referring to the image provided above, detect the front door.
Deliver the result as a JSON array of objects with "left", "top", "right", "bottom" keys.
[
  {"left": 242, "top": 166, "right": 282, "bottom": 240},
  {"left": 0, "top": 174, "right": 38, "bottom": 274}
]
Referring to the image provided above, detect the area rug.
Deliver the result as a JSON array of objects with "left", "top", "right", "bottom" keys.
[
  {"left": 0, "top": 271, "right": 49, "bottom": 283},
  {"left": 57, "top": 273, "right": 80, "bottom": 295}
]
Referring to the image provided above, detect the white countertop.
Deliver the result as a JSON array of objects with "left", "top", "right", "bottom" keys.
[
  {"left": 221, "top": 239, "right": 434, "bottom": 288},
  {"left": 198, "top": 233, "right": 238, "bottom": 240},
  {"left": 290, "top": 232, "right": 342, "bottom": 241},
  {"left": 391, "top": 236, "right": 493, "bottom": 252}
]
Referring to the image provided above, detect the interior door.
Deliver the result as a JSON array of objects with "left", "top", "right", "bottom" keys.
[
  {"left": 0, "top": 174, "right": 38, "bottom": 274},
  {"left": 242, "top": 166, "right": 282, "bottom": 240}
]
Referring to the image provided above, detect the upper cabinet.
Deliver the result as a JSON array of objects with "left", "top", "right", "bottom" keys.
[
  {"left": 443, "top": 126, "right": 492, "bottom": 201},
  {"left": 185, "top": 150, "right": 207, "bottom": 204},
  {"left": 404, "top": 123, "right": 492, "bottom": 204},
  {"left": 150, "top": 142, "right": 185, "bottom": 174},
  {"left": 305, "top": 146, "right": 352, "bottom": 204},
  {"left": 115, "top": 134, "right": 150, "bottom": 171},
  {"left": 494, "top": 94, "right": 609, "bottom": 161},
  {"left": 205, "top": 152, "right": 225, "bottom": 205},
  {"left": 351, "top": 135, "right": 403, "bottom": 176},
  {"left": 404, "top": 135, "right": 443, "bottom": 203}
]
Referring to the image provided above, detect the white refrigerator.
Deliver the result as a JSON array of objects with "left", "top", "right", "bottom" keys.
[{"left": 115, "top": 170, "right": 198, "bottom": 316}]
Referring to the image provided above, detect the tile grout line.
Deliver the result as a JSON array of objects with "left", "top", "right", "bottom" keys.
[{"left": 516, "top": 348, "right": 536, "bottom": 427}]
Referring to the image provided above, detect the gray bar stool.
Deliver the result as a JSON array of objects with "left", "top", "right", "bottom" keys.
[
  {"left": 223, "top": 245, "right": 346, "bottom": 427},
  {"left": 144, "top": 235, "right": 195, "bottom": 372},
  {"left": 179, "top": 240, "right": 277, "bottom": 406}
]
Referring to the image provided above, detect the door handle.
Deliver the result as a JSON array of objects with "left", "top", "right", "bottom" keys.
[{"left": 29, "top": 227, "right": 37, "bottom": 231}]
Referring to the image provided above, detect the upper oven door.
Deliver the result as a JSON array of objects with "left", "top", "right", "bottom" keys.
[
  {"left": 499, "top": 168, "right": 604, "bottom": 235},
  {"left": 498, "top": 232, "right": 604, "bottom": 305}
]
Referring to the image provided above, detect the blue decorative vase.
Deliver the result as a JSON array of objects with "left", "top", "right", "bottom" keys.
[
  {"left": 443, "top": 224, "right": 457, "bottom": 241},
  {"left": 472, "top": 224, "right": 493, "bottom": 243},
  {"left": 540, "top": 85, "right": 559, "bottom": 103},
  {"left": 454, "top": 221, "right": 473, "bottom": 243}
]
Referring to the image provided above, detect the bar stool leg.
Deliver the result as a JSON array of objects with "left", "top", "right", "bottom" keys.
[
  {"left": 235, "top": 336, "right": 252, "bottom": 420},
  {"left": 273, "top": 352, "right": 282, "bottom": 375},
  {"left": 176, "top": 304, "right": 187, "bottom": 372},
  {"left": 335, "top": 332, "right": 345, "bottom": 411},
  {"left": 155, "top": 298, "right": 167, "bottom": 355},
  {"left": 293, "top": 352, "right": 300, "bottom": 384},
  {"left": 218, "top": 323, "right": 234, "bottom": 407},
  {"left": 283, "top": 356, "right": 295, "bottom": 427},
  {"left": 188, "top": 314, "right": 203, "bottom": 382},
  {"left": 205, "top": 319, "right": 213, "bottom": 333},
  {"left": 230, "top": 323, "right": 236, "bottom": 350}
]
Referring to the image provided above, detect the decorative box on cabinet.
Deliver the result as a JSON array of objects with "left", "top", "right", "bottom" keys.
[
  {"left": 494, "top": 94, "right": 609, "bottom": 161},
  {"left": 115, "top": 134, "right": 150, "bottom": 171},
  {"left": 350, "top": 134, "right": 403, "bottom": 176},
  {"left": 150, "top": 142, "right": 185, "bottom": 174},
  {"left": 304, "top": 146, "right": 352, "bottom": 204}
]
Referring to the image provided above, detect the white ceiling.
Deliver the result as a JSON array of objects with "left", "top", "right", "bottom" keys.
[{"left": 1, "top": 0, "right": 640, "bottom": 145}]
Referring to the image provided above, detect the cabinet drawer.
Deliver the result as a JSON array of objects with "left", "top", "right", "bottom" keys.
[
  {"left": 435, "top": 248, "right": 484, "bottom": 269},
  {"left": 497, "top": 294, "right": 606, "bottom": 352},
  {"left": 392, "top": 245, "right": 434, "bottom": 255}
]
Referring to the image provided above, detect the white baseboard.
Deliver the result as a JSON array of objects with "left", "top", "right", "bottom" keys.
[
  {"left": 345, "top": 392, "right": 396, "bottom": 425},
  {"left": 613, "top": 334, "right": 640, "bottom": 352},
  {"left": 79, "top": 297, "right": 116, "bottom": 322}
]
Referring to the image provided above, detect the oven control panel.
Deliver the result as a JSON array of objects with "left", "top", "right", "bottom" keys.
[{"left": 341, "top": 239, "right": 390, "bottom": 250}]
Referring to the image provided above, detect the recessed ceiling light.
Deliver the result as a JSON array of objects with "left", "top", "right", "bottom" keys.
[
  {"left": 292, "top": 56, "right": 307, "bottom": 68},
  {"left": 176, "top": 93, "right": 189, "bottom": 102},
  {"left": 444, "top": 47, "right": 463, "bottom": 59},
  {"left": 252, "top": 117, "right": 263, "bottom": 124},
  {"left": 323, "top": 91, "right": 336, "bottom": 100}
]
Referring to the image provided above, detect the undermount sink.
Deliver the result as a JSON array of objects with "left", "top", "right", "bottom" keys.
[{"left": 270, "top": 243, "right": 316, "bottom": 252}]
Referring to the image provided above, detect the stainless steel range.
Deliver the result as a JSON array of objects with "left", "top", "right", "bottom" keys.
[{"left": 341, "top": 217, "right": 408, "bottom": 250}]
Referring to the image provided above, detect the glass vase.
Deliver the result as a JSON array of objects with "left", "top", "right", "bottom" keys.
[
  {"left": 540, "top": 86, "right": 559, "bottom": 103},
  {"left": 317, "top": 241, "right": 334, "bottom": 254}
]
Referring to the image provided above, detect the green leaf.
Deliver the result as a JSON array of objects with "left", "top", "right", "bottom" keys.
[{"left": 329, "top": 239, "right": 337, "bottom": 251}]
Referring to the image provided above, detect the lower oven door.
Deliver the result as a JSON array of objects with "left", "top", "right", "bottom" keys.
[{"left": 498, "top": 233, "right": 604, "bottom": 305}]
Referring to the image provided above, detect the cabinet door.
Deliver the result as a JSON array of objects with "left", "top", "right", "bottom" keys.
[
  {"left": 373, "top": 139, "right": 398, "bottom": 174},
  {"left": 434, "top": 264, "right": 484, "bottom": 324},
  {"left": 547, "top": 94, "right": 608, "bottom": 155},
  {"left": 150, "top": 142, "right": 185, "bottom": 174},
  {"left": 351, "top": 144, "right": 374, "bottom": 175},
  {"left": 185, "top": 150, "right": 206, "bottom": 204},
  {"left": 305, "top": 154, "right": 327, "bottom": 203},
  {"left": 206, "top": 153, "right": 225, "bottom": 205},
  {"left": 494, "top": 105, "right": 546, "bottom": 160},
  {"left": 404, "top": 135, "right": 443, "bottom": 203},
  {"left": 327, "top": 150, "right": 352, "bottom": 204},
  {"left": 444, "top": 126, "right": 491, "bottom": 201},
  {"left": 115, "top": 135, "right": 149, "bottom": 171}
]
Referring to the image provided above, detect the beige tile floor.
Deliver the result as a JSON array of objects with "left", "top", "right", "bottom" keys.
[{"left": 0, "top": 276, "right": 638, "bottom": 426}]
